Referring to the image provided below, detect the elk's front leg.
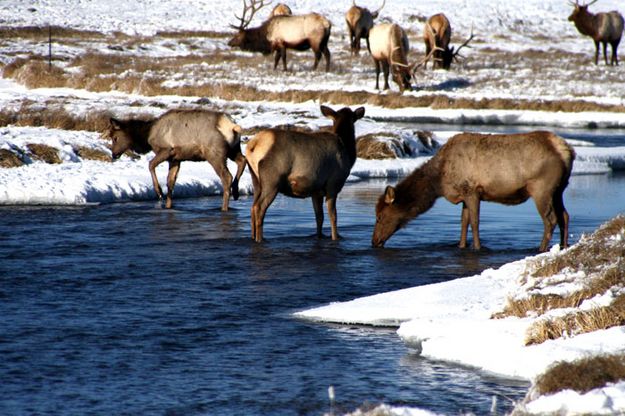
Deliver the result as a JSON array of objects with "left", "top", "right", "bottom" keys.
[{"left": 148, "top": 150, "right": 171, "bottom": 202}]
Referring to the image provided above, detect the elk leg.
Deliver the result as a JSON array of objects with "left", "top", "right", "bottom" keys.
[
  {"left": 603, "top": 41, "right": 609, "bottom": 65},
  {"left": 165, "top": 160, "right": 181, "bottom": 209},
  {"left": 553, "top": 189, "right": 570, "bottom": 249},
  {"left": 465, "top": 196, "right": 481, "bottom": 250},
  {"left": 250, "top": 169, "right": 261, "bottom": 240},
  {"left": 313, "top": 48, "right": 322, "bottom": 71},
  {"left": 322, "top": 46, "right": 331, "bottom": 72},
  {"left": 326, "top": 196, "right": 340, "bottom": 241},
  {"left": 459, "top": 202, "right": 470, "bottom": 249},
  {"left": 148, "top": 150, "right": 171, "bottom": 201},
  {"left": 533, "top": 194, "right": 557, "bottom": 252},
  {"left": 611, "top": 41, "right": 620, "bottom": 66},
  {"left": 252, "top": 186, "right": 278, "bottom": 243},
  {"left": 210, "top": 160, "right": 233, "bottom": 212},
  {"left": 374, "top": 60, "right": 381, "bottom": 90},
  {"left": 594, "top": 40, "right": 600, "bottom": 65},
  {"left": 281, "top": 48, "right": 288, "bottom": 71},
  {"left": 312, "top": 193, "right": 324, "bottom": 237},
  {"left": 381, "top": 61, "right": 390, "bottom": 90},
  {"left": 229, "top": 149, "right": 246, "bottom": 201},
  {"left": 273, "top": 50, "right": 281, "bottom": 70}
]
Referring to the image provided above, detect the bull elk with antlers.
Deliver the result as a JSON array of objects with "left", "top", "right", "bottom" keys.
[
  {"left": 228, "top": 0, "right": 332, "bottom": 71},
  {"left": 568, "top": 0, "right": 624, "bottom": 66},
  {"left": 368, "top": 23, "right": 439, "bottom": 93},
  {"left": 345, "top": 0, "right": 385, "bottom": 55},
  {"left": 423, "top": 13, "right": 474, "bottom": 70}
]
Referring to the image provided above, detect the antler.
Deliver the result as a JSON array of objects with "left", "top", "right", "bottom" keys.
[
  {"left": 452, "top": 25, "right": 475, "bottom": 61},
  {"left": 231, "top": 0, "right": 272, "bottom": 30},
  {"left": 411, "top": 45, "right": 444, "bottom": 74},
  {"left": 375, "top": 0, "right": 386, "bottom": 14}
]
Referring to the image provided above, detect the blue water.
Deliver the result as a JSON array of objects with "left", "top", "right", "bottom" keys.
[{"left": 1, "top": 167, "right": 624, "bottom": 414}]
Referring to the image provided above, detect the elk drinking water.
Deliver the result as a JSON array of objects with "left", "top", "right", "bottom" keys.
[
  {"left": 228, "top": 0, "right": 332, "bottom": 71},
  {"left": 245, "top": 105, "right": 365, "bottom": 242},
  {"left": 345, "top": 0, "right": 385, "bottom": 55},
  {"left": 568, "top": 0, "right": 624, "bottom": 66},
  {"left": 372, "top": 131, "right": 575, "bottom": 252},
  {"left": 108, "top": 109, "right": 246, "bottom": 211}
]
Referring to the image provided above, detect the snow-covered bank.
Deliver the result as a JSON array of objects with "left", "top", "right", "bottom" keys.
[{"left": 297, "top": 218, "right": 625, "bottom": 415}]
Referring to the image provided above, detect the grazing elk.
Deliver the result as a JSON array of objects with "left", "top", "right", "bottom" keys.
[
  {"left": 368, "top": 23, "right": 439, "bottom": 93},
  {"left": 568, "top": 0, "right": 624, "bottom": 66},
  {"left": 246, "top": 105, "right": 365, "bottom": 242},
  {"left": 372, "top": 131, "right": 575, "bottom": 252},
  {"left": 228, "top": 0, "right": 332, "bottom": 71},
  {"left": 108, "top": 109, "right": 246, "bottom": 211},
  {"left": 345, "top": 0, "right": 385, "bottom": 55},
  {"left": 423, "top": 13, "right": 474, "bottom": 70},
  {"left": 270, "top": 3, "right": 292, "bottom": 17}
]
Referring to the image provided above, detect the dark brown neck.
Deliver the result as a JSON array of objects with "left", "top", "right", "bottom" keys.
[
  {"left": 243, "top": 24, "right": 272, "bottom": 54},
  {"left": 574, "top": 10, "right": 598, "bottom": 38},
  {"left": 395, "top": 157, "right": 442, "bottom": 218},
  {"left": 333, "top": 121, "right": 357, "bottom": 166},
  {"left": 130, "top": 119, "right": 154, "bottom": 154}
]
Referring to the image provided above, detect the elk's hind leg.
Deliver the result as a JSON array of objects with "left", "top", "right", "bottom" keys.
[
  {"left": 533, "top": 192, "right": 558, "bottom": 252},
  {"left": 312, "top": 193, "right": 324, "bottom": 237},
  {"left": 149, "top": 150, "right": 171, "bottom": 203},
  {"left": 553, "top": 188, "right": 570, "bottom": 248},
  {"left": 251, "top": 163, "right": 280, "bottom": 242},
  {"left": 165, "top": 159, "right": 181, "bottom": 209}
]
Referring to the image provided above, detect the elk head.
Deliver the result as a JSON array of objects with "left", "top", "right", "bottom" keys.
[
  {"left": 568, "top": 0, "right": 598, "bottom": 21},
  {"left": 440, "top": 26, "right": 475, "bottom": 70},
  {"left": 107, "top": 118, "right": 134, "bottom": 160},
  {"left": 228, "top": 0, "right": 271, "bottom": 48},
  {"left": 372, "top": 186, "right": 408, "bottom": 247}
]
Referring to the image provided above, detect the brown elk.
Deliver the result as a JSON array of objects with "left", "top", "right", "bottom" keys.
[
  {"left": 372, "top": 131, "right": 575, "bottom": 252},
  {"left": 368, "top": 22, "right": 439, "bottom": 93},
  {"left": 270, "top": 3, "right": 292, "bottom": 17},
  {"left": 246, "top": 105, "right": 365, "bottom": 242},
  {"left": 228, "top": 0, "right": 332, "bottom": 71},
  {"left": 107, "top": 109, "right": 246, "bottom": 211},
  {"left": 423, "top": 13, "right": 474, "bottom": 70},
  {"left": 568, "top": 0, "right": 624, "bottom": 66},
  {"left": 345, "top": 0, "right": 385, "bottom": 55}
]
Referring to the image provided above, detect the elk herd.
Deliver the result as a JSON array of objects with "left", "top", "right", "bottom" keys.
[{"left": 103, "top": 0, "right": 625, "bottom": 251}]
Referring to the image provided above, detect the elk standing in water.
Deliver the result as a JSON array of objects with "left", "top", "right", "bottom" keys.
[
  {"left": 423, "top": 13, "right": 474, "bottom": 70},
  {"left": 228, "top": 0, "right": 332, "bottom": 71},
  {"left": 245, "top": 105, "right": 365, "bottom": 242},
  {"left": 108, "top": 109, "right": 246, "bottom": 211},
  {"left": 345, "top": 0, "right": 385, "bottom": 55},
  {"left": 372, "top": 131, "right": 575, "bottom": 252},
  {"left": 568, "top": 0, "right": 624, "bottom": 65}
]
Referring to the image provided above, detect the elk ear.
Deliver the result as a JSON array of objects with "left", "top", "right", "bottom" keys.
[
  {"left": 110, "top": 118, "right": 122, "bottom": 130},
  {"left": 384, "top": 186, "right": 396, "bottom": 204},
  {"left": 354, "top": 107, "right": 366, "bottom": 120},
  {"left": 320, "top": 105, "right": 336, "bottom": 119}
]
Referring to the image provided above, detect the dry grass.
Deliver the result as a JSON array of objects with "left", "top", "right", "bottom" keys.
[
  {"left": 491, "top": 216, "right": 625, "bottom": 345},
  {"left": 27, "top": 143, "right": 62, "bottom": 164},
  {"left": 531, "top": 354, "right": 625, "bottom": 397},
  {"left": 357, "top": 133, "right": 409, "bottom": 159},
  {"left": 0, "top": 102, "right": 112, "bottom": 132},
  {"left": 73, "top": 146, "right": 111, "bottom": 162},
  {"left": 0, "top": 148, "right": 24, "bottom": 168},
  {"left": 525, "top": 294, "right": 625, "bottom": 345}
]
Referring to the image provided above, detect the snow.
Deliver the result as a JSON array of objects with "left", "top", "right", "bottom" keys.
[{"left": 2, "top": 0, "right": 625, "bottom": 414}]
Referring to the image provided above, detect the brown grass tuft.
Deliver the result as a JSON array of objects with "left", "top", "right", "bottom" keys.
[
  {"left": 74, "top": 146, "right": 111, "bottom": 162},
  {"left": 357, "top": 133, "right": 409, "bottom": 159},
  {"left": 494, "top": 216, "right": 625, "bottom": 324},
  {"left": 532, "top": 354, "right": 625, "bottom": 397},
  {"left": 27, "top": 143, "right": 61, "bottom": 164},
  {"left": 525, "top": 294, "right": 625, "bottom": 345},
  {"left": 0, "top": 149, "right": 24, "bottom": 168}
]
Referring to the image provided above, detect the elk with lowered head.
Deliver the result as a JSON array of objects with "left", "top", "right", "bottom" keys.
[
  {"left": 372, "top": 131, "right": 575, "bottom": 252},
  {"left": 423, "top": 13, "right": 474, "bottom": 70},
  {"left": 345, "top": 0, "right": 385, "bottom": 55},
  {"left": 107, "top": 109, "right": 246, "bottom": 211},
  {"left": 228, "top": 0, "right": 332, "bottom": 71},
  {"left": 245, "top": 105, "right": 365, "bottom": 242},
  {"left": 568, "top": 0, "right": 624, "bottom": 65},
  {"left": 368, "top": 22, "right": 438, "bottom": 92}
]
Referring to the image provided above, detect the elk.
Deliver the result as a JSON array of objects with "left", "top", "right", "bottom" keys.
[
  {"left": 107, "top": 109, "right": 246, "bottom": 211},
  {"left": 368, "top": 22, "right": 439, "bottom": 93},
  {"left": 270, "top": 3, "right": 292, "bottom": 17},
  {"left": 423, "top": 13, "right": 474, "bottom": 70},
  {"left": 568, "top": 0, "right": 624, "bottom": 66},
  {"left": 345, "top": 0, "right": 385, "bottom": 55},
  {"left": 228, "top": 0, "right": 332, "bottom": 71},
  {"left": 372, "top": 131, "right": 575, "bottom": 252},
  {"left": 246, "top": 105, "right": 365, "bottom": 242}
]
